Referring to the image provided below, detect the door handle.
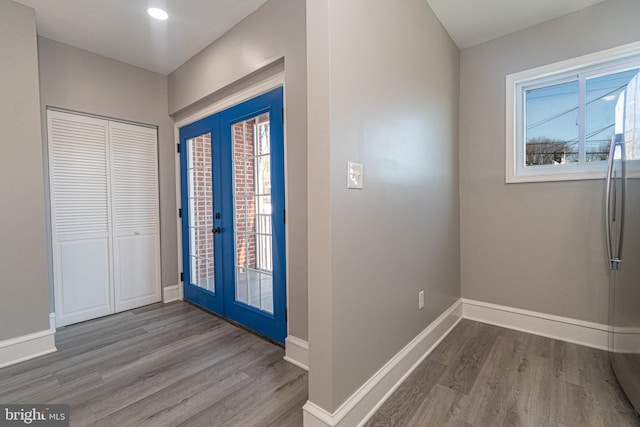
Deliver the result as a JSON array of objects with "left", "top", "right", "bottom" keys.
[
  {"left": 212, "top": 227, "right": 221, "bottom": 234},
  {"left": 606, "top": 135, "right": 625, "bottom": 270},
  {"left": 617, "top": 141, "right": 626, "bottom": 264},
  {"left": 605, "top": 136, "right": 616, "bottom": 269}
]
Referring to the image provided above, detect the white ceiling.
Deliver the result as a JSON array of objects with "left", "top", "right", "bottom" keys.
[
  {"left": 13, "top": 0, "right": 269, "bottom": 75},
  {"left": 426, "top": 0, "right": 607, "bottom": 49},
  {"left": 14, "top": 0, "right": 607, "bottom": 75}
]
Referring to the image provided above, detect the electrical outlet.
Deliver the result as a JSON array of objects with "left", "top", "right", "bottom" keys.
[{"left": 418, "top": 290, "right": 424, "bottom": 310}]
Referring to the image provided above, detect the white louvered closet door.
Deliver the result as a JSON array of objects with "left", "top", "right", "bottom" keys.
[
  {"left": 48, "top": 111, "right": 114, "bottom": 327},
  {"left": 109, "top": 121, "right": 161, "bottom": 312}
]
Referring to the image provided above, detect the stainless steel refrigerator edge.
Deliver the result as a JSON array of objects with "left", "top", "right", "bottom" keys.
[{"left": 607, "top": 72, "right": 640, "bottom": 414}]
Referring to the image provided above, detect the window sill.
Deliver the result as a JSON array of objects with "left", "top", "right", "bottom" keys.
[{"left": 506, "top": 168, "right": 607, "bottom": 184}]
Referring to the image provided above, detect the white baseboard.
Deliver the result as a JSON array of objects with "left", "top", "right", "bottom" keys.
[
  {"left": 612, "top": 331, "right": 640, "bottom": 354},
  {"left": 0, "top": 329, "right": 57, "bottom": 369},
  {"left": 303, "top": 299, "right": 463, "bottom": 427},
  {"left": 461, "top": 298, "right": 609, "bottom": 351},
  {"left": 284, "top": 335, "right": 309, "bottom": 371},
  {"left": 163, "top": 285, "right": 181, "bottom": 303},
  {"left": 303, "top": 402, "right": 337, "bottom": 427},
  {"left": 49, "top": 313, "right": 56, "bottom": 331}
]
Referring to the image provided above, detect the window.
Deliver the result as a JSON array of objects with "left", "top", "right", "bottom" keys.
[{"left": 506, "top": 42, "right": 640, "bottom": 183}]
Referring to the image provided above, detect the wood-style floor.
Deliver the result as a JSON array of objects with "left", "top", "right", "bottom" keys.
[
  {"left": 0, "top": 301, "right": 307, "bottom": 427},
  {"left": 3, "top": 305, "right": 639, "bottom": 426},
  {"left": 367, "top": 319, "right": 640, "bottom": 427}
]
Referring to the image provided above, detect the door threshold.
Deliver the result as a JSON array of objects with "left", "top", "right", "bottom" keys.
[{"left": 184, "top": 300, "right": 284, "bottom": 348}]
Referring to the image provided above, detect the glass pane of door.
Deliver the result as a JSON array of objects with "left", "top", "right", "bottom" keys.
[
  {"left": 186, "top": 132, "right": 215, "bottom": 292},
  {"left": 232, "top": 113, "right": 274, "bottom": 313}
]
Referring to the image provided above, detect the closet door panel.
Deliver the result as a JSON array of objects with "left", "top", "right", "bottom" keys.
[
  {"left": 55, "top": 238, "right": 112, "bottom": 325},
  {"left": 109, "top": 122, "right": 161, "bottom": 311},
  {"left": 113, "top": 233, "right": 161, "bottom": 311},
  {"left": 48, "top": 111, "right": 113, "bottom": 327}
]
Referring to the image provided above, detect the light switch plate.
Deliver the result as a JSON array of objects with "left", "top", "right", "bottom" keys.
[{"left": 347, "top": 161, "right": 363, "bottom": 189}]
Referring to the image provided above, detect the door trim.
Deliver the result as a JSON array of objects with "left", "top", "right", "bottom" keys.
[{"left": 173, "top": 72, "right": 285, "bottom": 128}]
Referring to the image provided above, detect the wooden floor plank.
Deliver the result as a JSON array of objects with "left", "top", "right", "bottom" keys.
[
  {"left": 3, "top": 303, "right": 639, "bottom": 427},
  {"left": 266, "top": 396, "right": 307, "bottom": 427},
  {"left": 216, "top": 368, "right": 307, "bottom": 427},
  {"left": 459, "top": 335, "right": 529, "bottom": 425},
  {"left": 436, "top": 322, "right": 501, "bottom": 395},
  {"left": 405, "top": 383, "right": 469, "bottom": 426},
  {"left": 364, "top": 359, "right": 447, "bottom": 427},
  {"left": 178, "top": 357, "right": 306, "bottom": 427},
  {"left": 0, "top": 301, "right": 307, "bottom": 427},
  {"left": 367, "top": 321, "right": 640, "bottom": 427},
  {"left": 69, "top": 330, "right": 260, "bottom": 424},
  {"left": 0, "top": 304, "right": 205, "bottom": 386}
]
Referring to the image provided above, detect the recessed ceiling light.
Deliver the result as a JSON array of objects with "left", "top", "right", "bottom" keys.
[{"left": 147, "top": 7, "right": 168, "bottom": 20}]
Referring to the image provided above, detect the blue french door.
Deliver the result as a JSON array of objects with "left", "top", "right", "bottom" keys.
[{"left": 179, "top": 87, "right": 286, "bottom": 343}]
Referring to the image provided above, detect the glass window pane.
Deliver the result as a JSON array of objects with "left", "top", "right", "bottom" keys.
[
  {"left": 256, "top": 113, "right": 270, "bottom": 156},
  {"left": 256, "top": 156, "right": 271, "bottom": 195},
  {"left": 236, "top": 231, "right": 248, "bottom": 269},
  {"left": 257, "top": 195, "right": 272, "bottom": 216},
  {"left": 186, "top": 133, "right": 215, "bottom": 292},
  {"left": 623, "top": 73, "right": 640, "bottom": 161},
  {"left": 586, "top": 69, "right": 640, "bottom": 162},
  {"left": 260, "top": 272, "right": 273, "bottom": 314},
  {"left": 247, "top": 269, "right": 261, "bottom": 308},
  {"left": 235, "top": 267, "right": 249, "bottom": 305},
  {"left": 525, "top": 80, "right": 579, "bottom": 165},
  {"left": 232, "top": 114, "right": 274, "bottom": 313}
]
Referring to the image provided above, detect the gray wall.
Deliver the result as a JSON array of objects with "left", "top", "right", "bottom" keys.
[
  {"left": 37, "top": 37, "right": 177, "bottom": 311},
  {"left": 459, "top": 0, "right": 640, "bottom": 324},
  {"left": 168, "top": 0, "right": 308, "bottom": 340},
  {"left": 307, "top": 0, "right": 460, "bottom": 411},
  {"left": 0, "top": 0, "right": 50, "bottom": 340}
]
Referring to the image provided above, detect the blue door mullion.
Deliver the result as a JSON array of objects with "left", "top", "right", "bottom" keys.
[
  {"left": 211, "top": 115, "right": 225, "bottom": 314},
  {"left": 217, "top": 113, "right": 234, "bottom": 318}
]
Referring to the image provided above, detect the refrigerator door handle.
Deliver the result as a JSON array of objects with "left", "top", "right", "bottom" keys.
[
  {"left": 617, "top": 141, "right": 626, "bottom": 263},
  {"left": 605, "top": 136, "right": 618, "bottom": 270}
]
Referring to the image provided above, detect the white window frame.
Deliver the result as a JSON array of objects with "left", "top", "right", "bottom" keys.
[{"left": 506, "top": 41, "right": 640, "bottom": 183}]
